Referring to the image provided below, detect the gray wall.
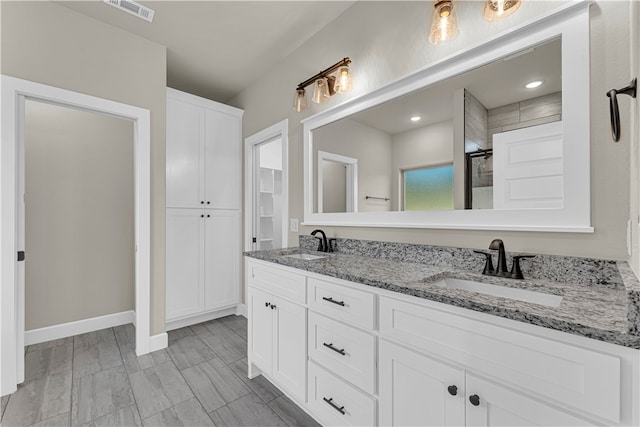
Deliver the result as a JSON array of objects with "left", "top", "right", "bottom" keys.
[
  {"left": 25, "top": 101, "right": 134, "bottom": 330},
  {"left": 1, "top": 1, "right": 167, "bottom": 335},
  {"left": 231, "top": 1, "right": 635, "bottom": 261}
]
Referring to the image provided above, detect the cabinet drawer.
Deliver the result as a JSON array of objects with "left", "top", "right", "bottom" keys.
[
  {"left": 308, "top": 361, "right": 376, "bottom": 427},
  {"left": 247, "top": 261, "right": 306, "bottom": 304},
  {"left": 308, "top": 277, "right": 375, "bottom": 330},
  {"left": 308, "top": 312, "right": 376, "bottom": 394},
  {"left": 379, "top": 296, "right": 622, "bottom": 423}
]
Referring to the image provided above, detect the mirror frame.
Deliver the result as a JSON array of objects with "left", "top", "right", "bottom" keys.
[{"left": 302, "top": 1, "right": 592, "bottom": 233}]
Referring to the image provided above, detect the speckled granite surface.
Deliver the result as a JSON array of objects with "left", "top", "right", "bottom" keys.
[{"left": 245, "top": 237, "right": 640, "bottom": 349}]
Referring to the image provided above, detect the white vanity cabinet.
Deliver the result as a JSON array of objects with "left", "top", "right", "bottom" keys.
[
  {"left": 245, "top": 259, "right": 639, "bottom": 427},
  {"left": 166, "top": 88, "right": 243, "bottom": 329},
  {"left": 247, "top": 262, "right": 307, "bottom": 403}
]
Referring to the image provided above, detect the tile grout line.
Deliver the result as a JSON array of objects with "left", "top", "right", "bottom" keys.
[
  {"left": 174, "top": 359, "right": 220, "bottom": 426},
  {"left": 113, "top": 326, "right": 145, "bottom": 426}
]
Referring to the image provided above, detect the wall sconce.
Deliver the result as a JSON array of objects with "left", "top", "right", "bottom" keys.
[
  {"left": 483, "top": 0, "right": 522, "bottom": 21},
  {"left": 293, "top": 57, "right": 352, "bottom": 112},
  {"left": 429, "top": 0, "right": 459, "bottom": 45}
]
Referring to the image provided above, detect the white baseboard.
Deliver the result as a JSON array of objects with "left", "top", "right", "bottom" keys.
[
  {"left": 165, "top": 306, "right": 238, "bottom": 331},
  {"left": 236, "top": 304, "right": 247, "bottom": 318},
  {"left": 147, "top": 332, "right": 168, "bottom": 353},
  {"left": 25, "top": 310, "right": 135, "bottom": 346}
]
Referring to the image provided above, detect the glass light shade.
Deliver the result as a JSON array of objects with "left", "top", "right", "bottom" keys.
[
  {"left": 334, "top": 67, "right": 353, "bottom": 94},
  {"left": 483, "top": 0, "right": 521, "bottom": 21},
  {"left": 293, "top": 88, "right": 308, "bottom": 112},
  {"left": 312, "top": 78, "right": 331, "bottom": 104},
  {"left": 428, "top": 0, "right": 459, "bottom": 45}
]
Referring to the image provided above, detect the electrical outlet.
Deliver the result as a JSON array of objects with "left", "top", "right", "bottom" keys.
[{"left": 290, "top": 218, "right": 299, "bottom": 233}]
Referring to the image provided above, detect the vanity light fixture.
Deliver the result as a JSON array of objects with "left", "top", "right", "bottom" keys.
[
  {"left": 525, "top": 80, "right": 543, "bottom": 89},
  {"left": 293, "top": 57, "right": 352, "bottom": 112},
  {"left": 483, "top": 0, "right": 522, "bottom": 21},
  {"left": 429, "top": 0, "right": 459, "bottom": 45},
  {"left": 410, "top": 116, "right": 422, "bottom": 122}
]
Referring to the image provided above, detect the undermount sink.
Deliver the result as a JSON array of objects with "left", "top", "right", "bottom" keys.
[
  {"left": 432, "top": 277, "right": 563, "bottom": 307},
  {"left": 283, "top": 253, "right": 327, "bottom": 261}
]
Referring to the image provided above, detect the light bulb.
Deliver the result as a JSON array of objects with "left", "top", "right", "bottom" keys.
[
  {"left": 483, "top": 0, "right": 521, "bottom": 21},
  {"left": 429, "top": 0, "right": 459, "bottom": 45},
  {"left": 312, "top": 78, "right": 331, "bottom": 104},
  {"left": 334, "top": 67, "right": 352, "bottom": 94},
  {"left": 293, "top": 88, "right": 308, "bottom": 112}
]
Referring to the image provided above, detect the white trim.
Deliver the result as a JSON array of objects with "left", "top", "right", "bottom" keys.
[
  {"left": 317, "top": 151, "right": 358, "bottom": 213},
  {"left": 302, "top": 1, "right": 592, "bottom": 233},
  {"left": 165, "top": 306, "right": 239, "bottom": 331},
  {"left": 244, "top": 119, "right": 289, "bottom": 253},
  {"left": 148, "top": 332, "right": 168, "bottom": 354},
  {"left": 1, "top": 75, "right": 153, "bottom": 395},
  {"left": 24, "top": 311, "right": 135, "bottom": 346},
  {"left": 236, "top": 303, "right": 247, "bottom": 318}
]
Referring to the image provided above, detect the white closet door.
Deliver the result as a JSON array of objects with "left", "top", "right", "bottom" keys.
[
  {"left": 204, "top": 209, "right": 240, "bottom": 310},
  {"left": 204, "top": 110, "right": 241, "bottom": 209},
  {"left": 166, "top": 97, "right": 205, "bottom": 208},
  {"left": 166, "top": 209, "right": 205, "bottom": 320}
]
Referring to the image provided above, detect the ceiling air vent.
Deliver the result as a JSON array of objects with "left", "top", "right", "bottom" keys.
[{"left": 103, "top": 0, "right": 155, "bottom": 23}]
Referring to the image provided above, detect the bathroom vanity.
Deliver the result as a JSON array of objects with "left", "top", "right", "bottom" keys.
[{"left": 244, "top": 238, "right": 640, "bottom": 427}]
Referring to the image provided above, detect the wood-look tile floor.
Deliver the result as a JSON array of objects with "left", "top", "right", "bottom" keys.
[{"left": 1, "top": 316, "right": 320, "bottom": 427}]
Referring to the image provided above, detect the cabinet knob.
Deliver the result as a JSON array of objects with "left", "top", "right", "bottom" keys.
[
  {"left": 207, "top": 214, "right": 210, "bottom": 218},
  {"left": 207, "top": 201, "right": 210, "bottom": 204},
  {"left": 200, "top": 214, "right": 204, "bottom": 218},
  {"left": 265, "top": 302, "right": 269, "bottom": 307},
  {"left": 447, "top": 385, "right": 458, "bottom": 396},
  {"left": 469, "top": 394, "right": 480, "bottom": 406},
  {"left": 201, "top": 201, "right": 204, "bottom": 204},
  {"left": 270, "top": 304, "right": 276, "bottom": 309}
]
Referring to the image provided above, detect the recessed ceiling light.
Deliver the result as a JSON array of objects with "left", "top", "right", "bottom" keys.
[
  {"left": 410, "top": 116, "right": 422, "bottom": 122},
  {"left": 525, "top": 80, "right": 543, "bottom": 89}
]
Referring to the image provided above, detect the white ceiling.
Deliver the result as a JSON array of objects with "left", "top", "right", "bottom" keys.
[
  {"left": 57, "top": 1, "right": 356, "bottom": 102},
  {"left": 349, "top": 38, "right": 562, "bottom": 135}
]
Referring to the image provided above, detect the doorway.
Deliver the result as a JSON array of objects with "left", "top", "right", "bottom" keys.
[
  {"left": 244, "top": 119, "right": 289, "bottom": 252},
  {"left": 0, "top": 75, "right": 152, "bottom": 396}
]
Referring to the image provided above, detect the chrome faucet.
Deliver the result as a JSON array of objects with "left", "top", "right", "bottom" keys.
[{"left": 311, "top": 229, "right": 334, "bottom": 252}]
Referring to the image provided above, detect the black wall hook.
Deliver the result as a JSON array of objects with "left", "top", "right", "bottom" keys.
[{"left": 606, "top": 78, "right": 637, "bottom": 142}]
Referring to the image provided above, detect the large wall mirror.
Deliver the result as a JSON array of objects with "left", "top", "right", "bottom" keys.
[{"left": 303, "top": 2, "right": 592, "bottom": 232}]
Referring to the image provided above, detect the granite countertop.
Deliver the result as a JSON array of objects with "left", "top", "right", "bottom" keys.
[{"left": 245, "top": 247, "right": 640, "bottom": 349}]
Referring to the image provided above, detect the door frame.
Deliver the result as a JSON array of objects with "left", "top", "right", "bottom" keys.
[
  {"left": 316, "top": 150, "right": 358, "bottom": 213},
  {"left": 0, "top": 75, "right": 152, "bottom": 395},
  {"left": 244, "top": 119, "right": 289, "bottom": 253}
]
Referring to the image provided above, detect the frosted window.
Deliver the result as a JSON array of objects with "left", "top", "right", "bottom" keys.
[{"left": 403, "top": 164, "right": 454, "bottom": 211}]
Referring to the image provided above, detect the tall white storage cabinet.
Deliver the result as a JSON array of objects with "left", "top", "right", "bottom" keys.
[{"left": 166, "top": 88, "right": 244, "bottom": 329}]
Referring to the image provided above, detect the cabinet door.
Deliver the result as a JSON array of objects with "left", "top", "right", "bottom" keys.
[
  {"left": 273, "top": 296, "right": 307, "bottom": 402},
  {"left": 166, "top": 97, "right": 204, "bottom": 208},
  {"left": 166, "top": 209, "right": 205, "bottom": 320},
  {"left": 248, "top": 287, "right": 273, "bottom": 375},
  {"left": 379, "top": 339, "right": 465, "bottom": 427},
  {"left": 465, "top": 374, "right": 596, "bottom": 427},
  {"left": 204, "top": 110, "right": 241, "bottom": 209},
  {"left": 204, "top": 209, "right": 240, "bottom": 310}
]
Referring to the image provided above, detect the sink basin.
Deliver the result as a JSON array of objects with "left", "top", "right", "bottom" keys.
[
  {"left": 432, "top": 277, "right": 562, "bottom": 307},
  {"left": 283, "top": 253, "right": 327, "bottom": 261}
]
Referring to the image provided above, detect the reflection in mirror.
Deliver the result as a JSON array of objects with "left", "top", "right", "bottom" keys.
[
  {"left": 317, "top": 151, "right": 357, "bottom": 213},
  {"left": 311, "top": 37, "right": 561, "bottom": 214}
]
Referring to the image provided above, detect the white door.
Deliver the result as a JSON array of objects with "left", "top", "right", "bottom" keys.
[
  {"left": 492, "top": 121, "right": 563, "bottom": 209},
  {"left": 205, "top": 109, "right": 241, "bottom": 209},
  {"left": 246, "top": 121, "right": 288, "bottom": 251},
  {"left": 248, "top": 287, "right": 274, "bottom": 374},
  {"left": 204, "top": 209, "right": 241, "bottom": 310},
  {"left": 166, "top": 96, "right": 204, "bottom": 208},
  {"left": 272, "top": 296, "right": 307, "bottom": 402},
  {"left": 166, "top": 208, "right": 205, "bottom": 320},
  {"left": 379, "top": 339, "right": 466, "bottom": 427},
  {"left": 465, "top": 374, "right": 595, "bottom": 427}
]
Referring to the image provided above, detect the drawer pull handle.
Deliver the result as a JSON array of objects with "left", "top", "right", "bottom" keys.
[
  {"left": 469, "top": 394, "right": 480, "bottom": 406},
  {"left": 323, "top": 397, "right": 346, "bottom": 415},
  {"left": 447, "top": 385, "right": 457, "bottom": 396},
  {"left": 322, "top": 296, "right": 345, "bottom": 306},
  {"left": 323, "top": 342, "right": 346, "bottom": 356}
]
